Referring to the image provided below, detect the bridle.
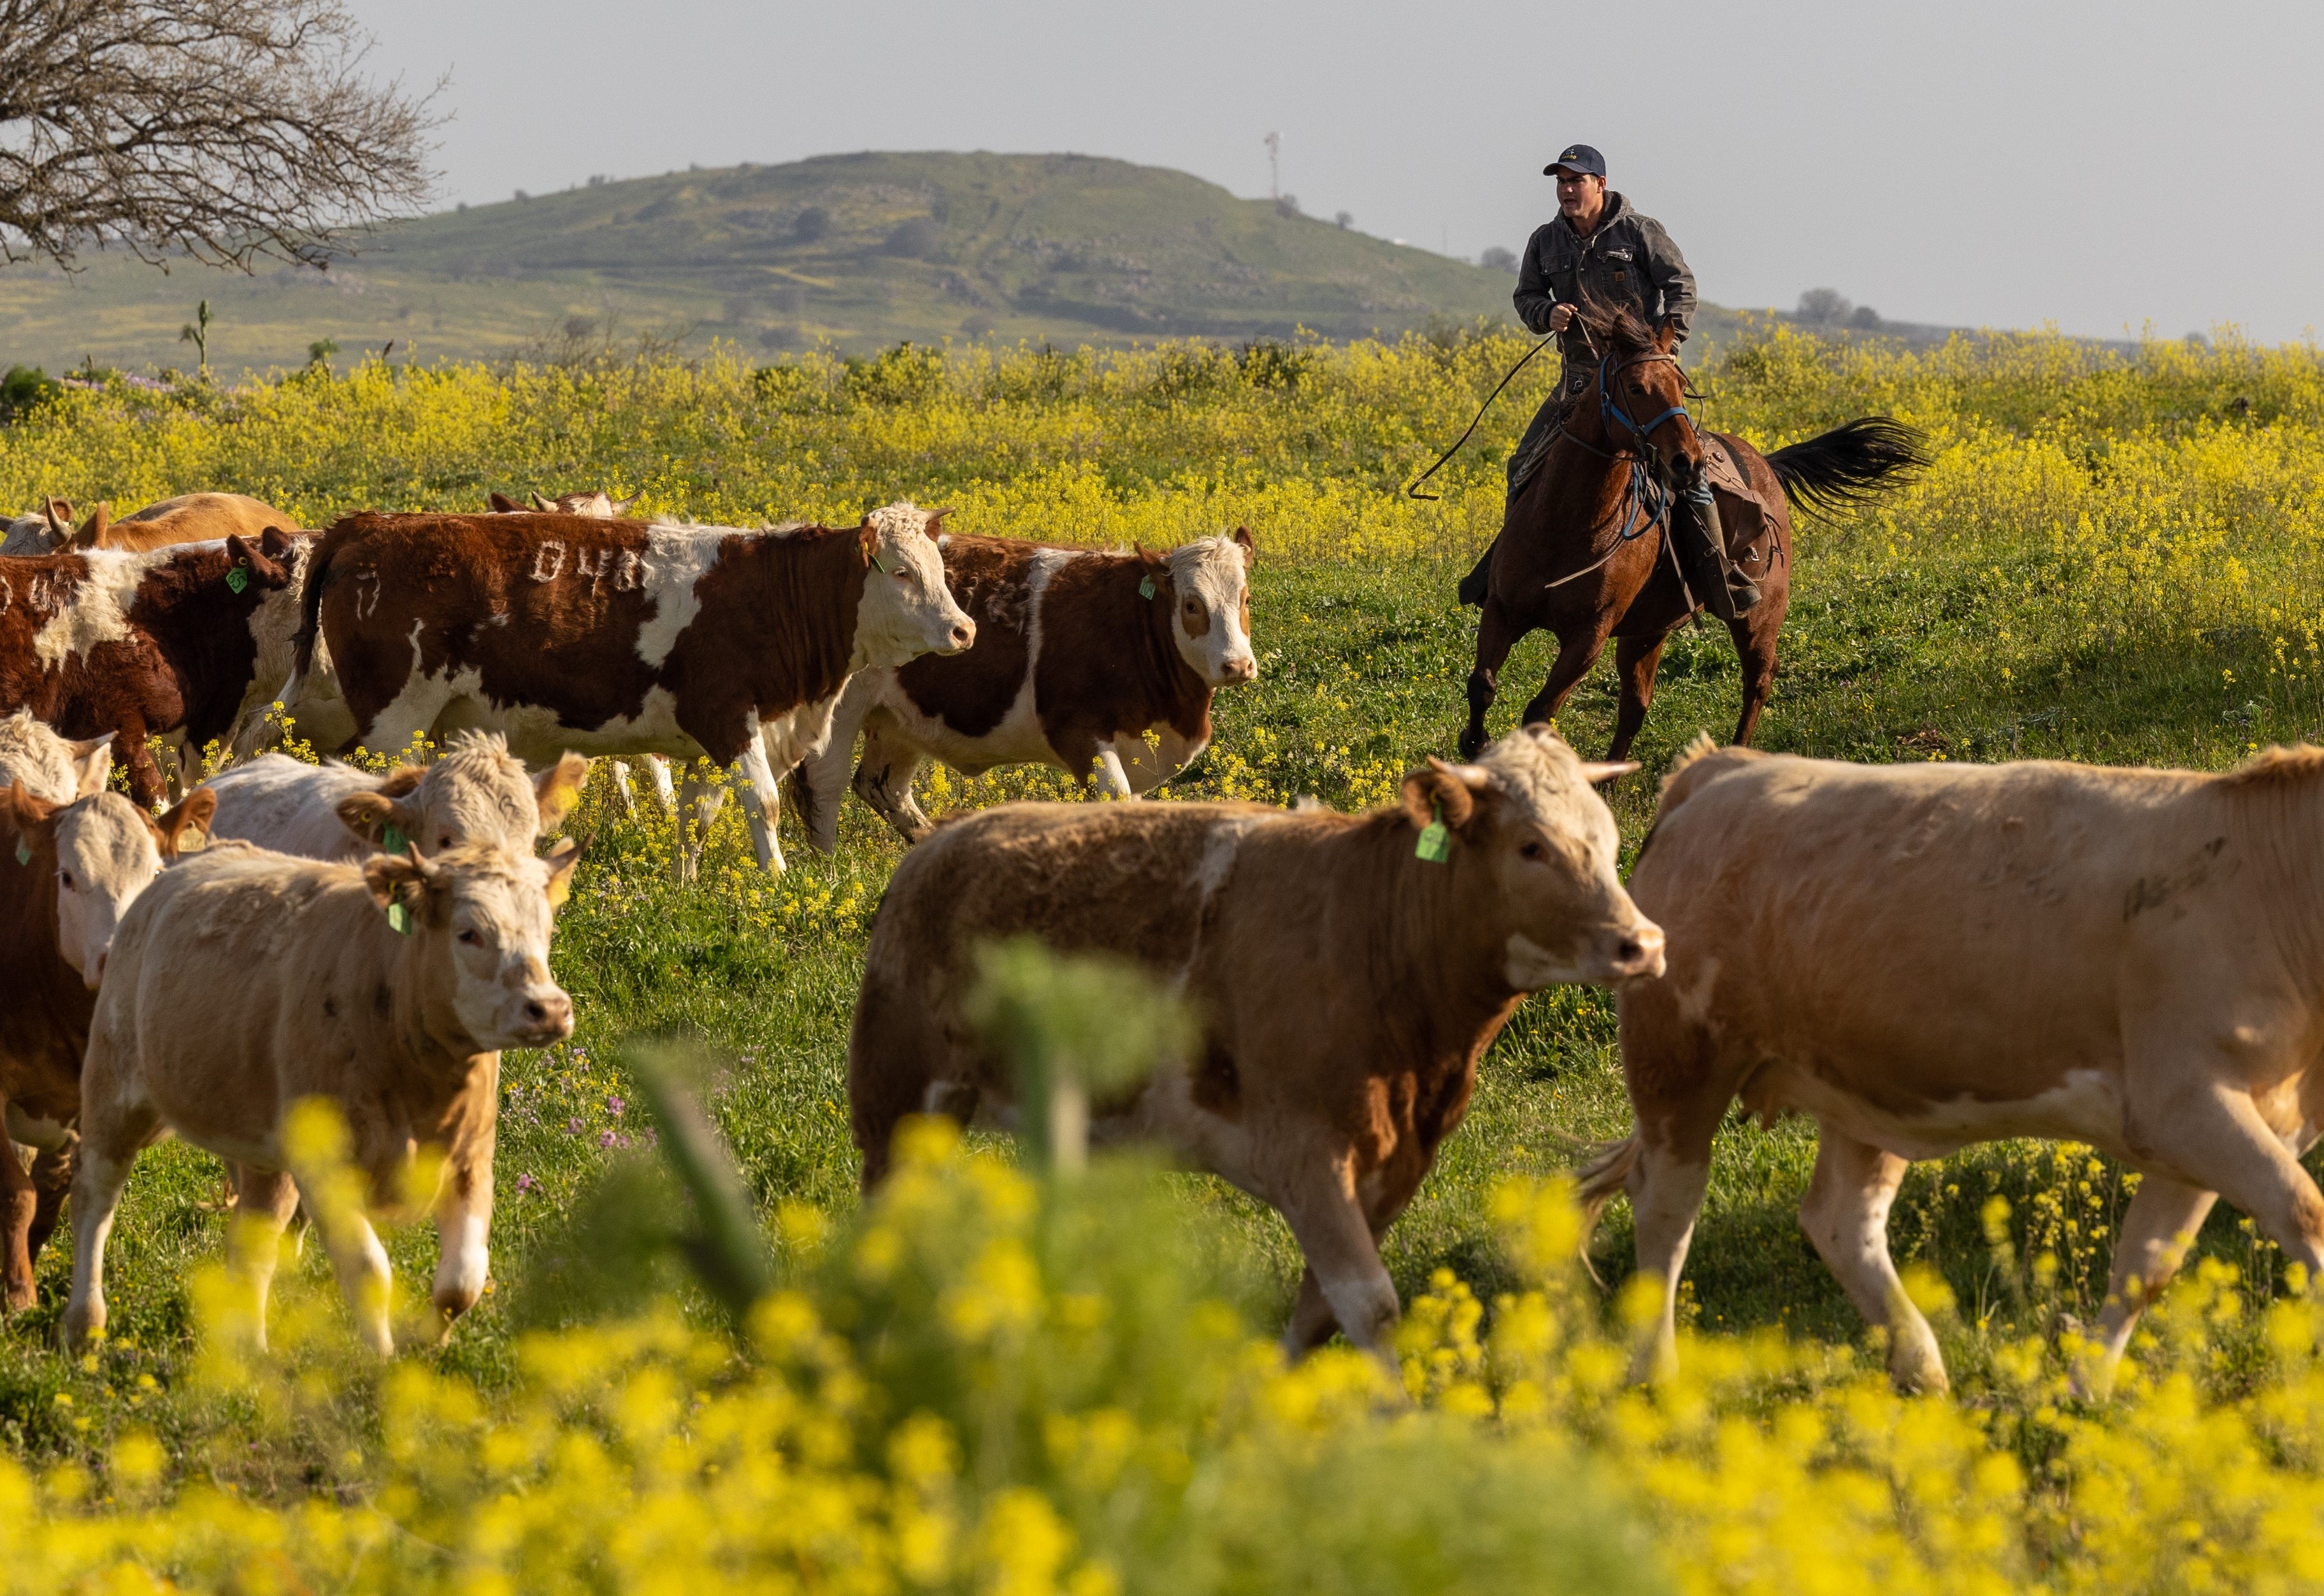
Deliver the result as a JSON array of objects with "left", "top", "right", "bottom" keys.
[
  {"left": 1535, "top": 346, "right": 1707, "bottom": 592},
  {"left": 1596, "top": 348, "right": 1693, "bottom": 457}
]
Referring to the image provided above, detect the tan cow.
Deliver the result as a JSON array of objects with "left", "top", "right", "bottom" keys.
[
  {"left": 203, "top": 733, "right": 587, "bottom": 863},
  {"left": 1, "top": 494, "right": 294, "bottom": 557},
  {"left": 66, "top": 835, "right": 580, "bottom": 1353},
  {"left": 1588, "top": 738, "right": 2324, "bottom": 1395},
  {"left": 1, "top": 778, "right": 212, "bottom": 1308},
  {"left": 0, "top": 710, "right": 111, "bottom": 806},
  {"left": 489, "top": 488, "right": 637, "bottom": 518},
  {"left": 851, "top": 725, "right": 1663, "bottom": 1364}
]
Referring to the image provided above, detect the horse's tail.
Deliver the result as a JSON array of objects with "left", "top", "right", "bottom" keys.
[{"left": 1765, "top": 416, "right": 1930, "bottom": 520}]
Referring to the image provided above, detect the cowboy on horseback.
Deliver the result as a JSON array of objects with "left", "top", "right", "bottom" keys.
[{"left": 1458, "top": 142, "right": 1760, "bottom": 619}]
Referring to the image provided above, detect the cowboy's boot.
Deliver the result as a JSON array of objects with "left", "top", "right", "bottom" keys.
[
  {"left": 1675, "top": 480, "right": 1759, "bottom": 620},
  {"left": 1458, "top": 539, "right": 1496, "bottom": 607}
]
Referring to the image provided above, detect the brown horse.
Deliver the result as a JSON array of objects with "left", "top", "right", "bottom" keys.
[{"left": 1458, "top": 304, "right": 1925, "bottom": 762}]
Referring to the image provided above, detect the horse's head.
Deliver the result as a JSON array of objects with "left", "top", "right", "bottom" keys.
[{"left": 1576, "top": 299, "right": 1705, "bottom": 486}]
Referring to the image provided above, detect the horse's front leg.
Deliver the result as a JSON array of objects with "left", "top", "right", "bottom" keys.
[
  {"left": 1607, "top": 631, "right": 1670, "bottom": 762},
  {"left": 1460, "top": 599, "right": 1526, "bottom": 759},
  {"left": 1517, "top": 613, "right": 1617, "bottom": 730}
]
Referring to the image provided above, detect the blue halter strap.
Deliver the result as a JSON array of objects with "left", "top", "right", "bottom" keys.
[{"left": 1598, "top": 348, "right": 1690, "bottom": 445}]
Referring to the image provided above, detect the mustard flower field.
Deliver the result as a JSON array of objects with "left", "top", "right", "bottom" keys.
[{"left": 5, "top": 325, "right": 2324, "bottom": 1590}]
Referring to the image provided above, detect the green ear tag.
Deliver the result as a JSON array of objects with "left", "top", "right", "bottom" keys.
[
  {"left": 381, "top": 823, "right": 414, "bottom": 933},
  {"left": 1139, "top": 576, "right": 1157, "bottom": 600},
  {"left": 869, "top": 553, "right": 888, "bottom": 574},
  {"left": 226, "top": 565, "right": 248, "bottom": 594},
  {"left": 1415, "top": 803, "right": 1451, "bottom": 864},
  {"left": 12, "top": 838, "right": 28, "bottom": 867}
]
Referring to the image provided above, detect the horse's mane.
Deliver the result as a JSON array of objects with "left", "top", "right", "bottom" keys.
[{"left": 1567, "top": 290, "right": 1665, "bottom": 359}]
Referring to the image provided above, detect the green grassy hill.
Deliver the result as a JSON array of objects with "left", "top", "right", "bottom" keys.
[{"left": 0, "top": 150, "right": 1705, "bottom": 374}]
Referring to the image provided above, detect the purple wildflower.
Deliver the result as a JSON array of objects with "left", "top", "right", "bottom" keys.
[
  {"left": 597, "top": 1130, "right": 619, "bottom": 1149},
  {"left": 606, "top": 1095, "right": 625, "bottom": 1116},
  {"left": 515, "top": 1173, "right": 536, "bottom": 1194},
  {"left": 567, "top": 1117, "right": 584, "bottom": 1135}
]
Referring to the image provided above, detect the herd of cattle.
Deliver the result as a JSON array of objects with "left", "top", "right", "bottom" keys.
[{"left": 4, "top": 486, "right": 2322, "bottom": 1399}]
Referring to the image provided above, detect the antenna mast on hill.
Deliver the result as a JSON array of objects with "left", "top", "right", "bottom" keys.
[{"left": 1265, "top": 132, "right": 1280, "bottom": 200}]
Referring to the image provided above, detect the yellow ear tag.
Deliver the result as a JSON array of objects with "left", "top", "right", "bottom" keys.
[
  {"left": 382, "top": 823, "right": 415, "bottom": 934},
  {"left": 1139, "top": 576, "right": 1157, "bottom": 600},
  {"left": 226, "top": 565, "right": 248, "bottom": 594},
  {"left": 1415, "top": 803, "right": 1451, "bottom": 863}
]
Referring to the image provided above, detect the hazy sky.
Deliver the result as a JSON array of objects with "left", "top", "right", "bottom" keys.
[{"left": 347, "top": 0, "right": 2322, "bottom": 342}]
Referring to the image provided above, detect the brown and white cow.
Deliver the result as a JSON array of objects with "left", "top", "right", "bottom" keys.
[
  {"left": 290, "top": 503, "right": 973, "bottom": 877},
  {"left": 0, "top": 533, "right": 300, "bottom": 805},
  {"left": 851, "top": 725, "right": 1662, "bottom": 1364},
  {"left": 65, "top": 833, "right": 580, "bottom": 1353},
  {"left": 203, "top": 732, "right": 587, "bottom": 863},
  {"left": 0, "top": 778, "right": 212, "bottom": 1309},
  {"left": 0, "top": 709, "right": 112, "bottom": 806},
  {"left": 796, "top": 529, "right": 1258, "bottom": 851},
  {"left": 1, "top": 494, "right": 294, "bottom": 557},
  {"left": 1589, "top": 737, "right": 2324, "bottom": 1395}
]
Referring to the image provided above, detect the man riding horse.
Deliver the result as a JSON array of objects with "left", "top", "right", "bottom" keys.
[{"left": 1458, "top": 143, "right": 1760, "bottom": 619}]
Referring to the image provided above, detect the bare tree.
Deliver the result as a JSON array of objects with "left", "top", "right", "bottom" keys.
[{"left": 0, "top": 0, "right": 436, "bottom": 271}]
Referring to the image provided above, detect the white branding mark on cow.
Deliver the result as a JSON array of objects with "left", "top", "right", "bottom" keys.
[
  {"left": 615, "top": 550, "right": 643, "bottom": 590},
  {"left": 0, "top": 573, "right": 9, "bottom": 614},
  {"left": 530, "top": 541, "right": 568, "bottom": 583},
  {"left": 355, "top": 566, "right": 383, "bottom": 620},
  {"left": 573, "top": 546, "right": 617, "bottom": 591},
  {"left": 32, "top": 546, "right": 182, "bottom": 671},
  {"left": 633, "top": 524, "right": 728, "bottom": 667}
]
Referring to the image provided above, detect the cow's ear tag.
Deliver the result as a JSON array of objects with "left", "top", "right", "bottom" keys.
[
  {"left": 868, "top": 552, "right": 889, "bottom": 574},
  {"left": 382, "top": 823, "right": 415, "bottom": 934},
  {"left": 12, "top": 838, "right": 29, "bottom": 867},
  {"left": 1414, "top": 804, "right": 1451, "bottom": 864},
  {"left": 1138, "top": 576, "right": 1157, "bottom": 600},
  {"left": 226, "top": 565, "right": 248, "bottom": 594}
]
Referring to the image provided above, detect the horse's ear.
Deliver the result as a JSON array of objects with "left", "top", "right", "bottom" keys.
[{"left": 1654, "top": 318, "right": 1679, "bottom": 354}]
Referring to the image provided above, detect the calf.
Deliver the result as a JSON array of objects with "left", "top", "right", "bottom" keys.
[
  {"left": 66, "top": 834, "right": 580, "bottom": 1353},
  {"left": 0, "top": 779, "right": 212, "bottom": 1308},
  {"left": 292, "top": 503, "right": 973, "bottom": 879},
  {"left": 851, "top": 725, "right": 1661, "bottom": 1363},
  {"left": 0, "top": 532, "right": 299, "bottom": 804},
  {"left": 1593, "top": 738, "right": 2324, "bottom": 1395},
  {"left": 0, "top": 709, "right": 111, "bottom": 806},
  {"left": 798, "top": 529, "right": 1258, "bottom": 851},
  {"left": 2, "top": 494, "right": 294, "bottom": 557},
  {"left": 203, "top": 733, "right": 587, "bottom": 863}
]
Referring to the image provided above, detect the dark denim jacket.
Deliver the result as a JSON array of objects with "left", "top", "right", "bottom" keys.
[{"left": 1513, "top": 192, "right": 1696, "bottom": 385}]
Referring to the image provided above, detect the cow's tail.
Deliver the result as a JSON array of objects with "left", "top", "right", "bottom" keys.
[
  {"left": 1765, "top": 416, "right": 1930, "bottom": 520},
  {"left": 1568, "top": 1132, "right": 1644, "bottom": 1285},
  {"left": 285, "top": 527, "right": 344, "bottom": 699}
]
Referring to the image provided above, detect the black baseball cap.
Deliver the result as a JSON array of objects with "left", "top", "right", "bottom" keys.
[{"left": 1544, "top": 143, "right": 1607, "bottom": 178}]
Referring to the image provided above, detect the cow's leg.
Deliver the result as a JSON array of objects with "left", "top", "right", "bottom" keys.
[
  {"left": 1623, "top": 1125, "right": 1715, "bottom": 1383},
  {"left": 1273, "top": 1145, "right": 1400, "bottom": 1370},
  {"left": 228, "top": 1167, "right": 303, "bottom": 1352},
  {"left": 1282, "top": 1267, "right": 1340, "bottom": 1353},
  {"left": 734, "top": 741, "right": 785, "bottom": 875},
  {"left": 670, "top": 764, "right": 729, "bottom": 884},
  {"left": 2085, "top": 1174, "right": 2218, "bottom": 1394},
  {"left": 609, "top": 759, "right": 638, "bottom": 817},
  {"left": 1093, "top": 746, "right": 1135, "bottom": 801},
  {"left": 313, "top": 1202, "right": 396, "bottom": 1356},
  {"left": 1798, "top": 1125, "right": 1947, "bottom": 1392},
  {"left": 1517, "top": 618, "right": 1617, "bottom": 730},
  {"left": 0, "top": 1103, "right": 36, "bottom": 1311},
  {"left": 1607, "top": 632, "right": 1669, "bottom": 763},
  {"left": 645, "top": 753, "right": 676, "bottom": 811},
  {"left": 852, "top": 715, "right": 935, "bottom": 843},
  {"left": 62, "top": 1105, "right": 157, "bottom": 1349},
  {"left": 429, "top": 1153, "right": 494, "bottom": 1336},
  {"left": 115, "top": 717, "right": 166, "bottom": 809},
  {"left": 1728, "top": 608, "right": 1783, "bottom": 748},
  {"left": 2124, "top": 1075, "right": 2324, "bottom": 1278},
  {"left": 25, "top": 1143, "right": 73, "bottom": 1269},
  {"left": 1460, "top": 600, "right": 1525, "bottom": 760}
]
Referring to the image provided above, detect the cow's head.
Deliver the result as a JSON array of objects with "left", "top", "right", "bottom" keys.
[
  {"left": 1400, "top": 724, "right": 1663, "bottom": 989},
  {"left": 61, "top": 502, "right": 113, "bottom": 552},
  {"left": 0, "top": 710, "right": 113, "bottom": 806},
  {"left": 364, "top": 837, "right": 581, "bottom": 1050},
  {"left": 489, "top": 488, "right": 636, "bottom": 517},
  {"left": 1159, "top": 527, "right": 1258, "bottom": 687},
  {"left": 852, "top": 503, "right": 975, "bottom": 667},
  {"left": 221, "top": 529, "right": 298, "bottom": 597},
  {"left": 336, "top": 733, "right": 589, "bottom": 857},
  {"left": 3, "top": 781, "right": 213, "bottom": 988}
]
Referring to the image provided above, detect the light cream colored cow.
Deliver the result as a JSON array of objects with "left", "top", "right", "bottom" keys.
[
  {"left": 0, "top": 711, "right": 112, "bottom": 806},
  {"left": 203, "top": 733, "right": 587, "bottom": 863},
  {"left": 65, "top": 836, "right": 580, "bottom": 1354},
  {"left": 1, "top": 493, "right": 293, "bottom": 556},
  {"left": 1589, "top": 737, "right": 2324, "bottom": 1395}
]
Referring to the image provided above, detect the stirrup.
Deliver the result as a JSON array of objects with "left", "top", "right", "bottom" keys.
[{"left": 1725, "top": 573, "right": 1762, "bottom": 616}]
